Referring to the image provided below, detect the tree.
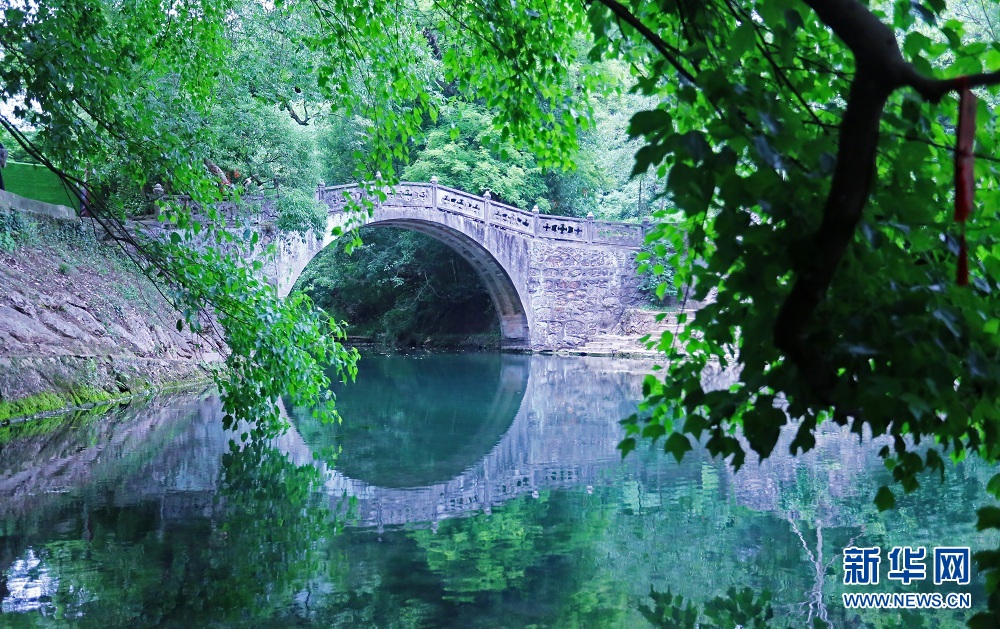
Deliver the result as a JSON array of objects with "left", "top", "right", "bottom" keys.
[
  {"left": 0, "top": 0, "right": 359, "bottom": 436},
  {"left": 403, "top": 103, "right": 550, "bottom": 210}
]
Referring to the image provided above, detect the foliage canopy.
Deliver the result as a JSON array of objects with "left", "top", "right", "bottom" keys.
[{"left": 0, "top": 0, "right": 359, "bottom": 436}]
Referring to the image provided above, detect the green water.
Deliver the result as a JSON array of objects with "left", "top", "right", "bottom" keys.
[{"left": 0, "top": 352, "right": 995, "bottom": 627}]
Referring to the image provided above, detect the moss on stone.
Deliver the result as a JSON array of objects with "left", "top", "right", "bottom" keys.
[
  {"left": 1, "top": 384, "right": 123, "bottom": 423},
  {"left": 0, "top": 403, "right": 109, "bottom": 446},
  {"left": 0, "top": 386, "right": 112, "bottom": 421},
  {"left": 0, "top": 391, "right": 71, "bottom": 422},
  {"left": 0, "top": 373, "right": 213, "bottom": 423},
  {"left": 0, "top": 375, "right": 213, "bottom": 447}
]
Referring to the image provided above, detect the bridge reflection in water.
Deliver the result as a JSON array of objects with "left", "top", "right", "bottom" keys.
[
  {"left": 1, "top": 353, "right": 995, "bottom": 625},
  {"left": 0, "top": 353, "right": 649, "bottom": 531},
  {"left": 276, "top": 352, "right": 651, "bottom": 529}
]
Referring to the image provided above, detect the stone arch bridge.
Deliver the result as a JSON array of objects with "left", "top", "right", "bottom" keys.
[{"left": 268, "top": 181, "right": 648, "bottom": 351}]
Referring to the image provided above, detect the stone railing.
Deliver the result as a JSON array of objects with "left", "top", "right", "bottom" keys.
[{"left": 317, "top": 180, "right": 646, "bottom": 249}]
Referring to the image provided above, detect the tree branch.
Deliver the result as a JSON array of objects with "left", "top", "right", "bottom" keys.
[
  {"left": 587, "top": 0, "right": 997, "bottom": 402},
  {"left": 774, "top": 0, "right": 998, "bottom": 400},
  {"left": 774, "top": 64, "right": 889, "bottom": 400},
  {"left": 904, "top": 68, "right": 1000, "bottom": 103},
  {"left": 592, "top": 0, "right": 699, "bottom": 86},
  {"left": 283, "top": 100, "right": 312, "bottom": 126}
]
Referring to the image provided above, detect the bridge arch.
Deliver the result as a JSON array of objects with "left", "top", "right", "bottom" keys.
[
  {"left": 271, "top": 181, "right": 646, "bottom": 351},
  {"left": 353, "top": 217, "right": 529, "bottom": 346},
  {"left": 280, "top": 195, "right": 534, "bottom": 348}
]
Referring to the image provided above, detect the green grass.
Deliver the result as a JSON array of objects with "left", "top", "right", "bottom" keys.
[{"left": 4, "top": 161, "right": 81, "bottom": 209}]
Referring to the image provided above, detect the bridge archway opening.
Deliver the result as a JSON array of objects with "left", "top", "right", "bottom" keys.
[{"left": 291, "top": 220, "right": 530, "bottom": 348}]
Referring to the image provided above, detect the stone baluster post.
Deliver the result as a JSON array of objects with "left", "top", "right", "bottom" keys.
[
  {"left": 430, "top": 175, "right": 439, "bottom": 211},
  {"left": 152, "top": 184, "right": 164, "bottom": 219},
  {"left": 641, "top": 217, "right": 651, "bottom": 246},
  {"left": 483, "top": 190, "right": 492, "bottom": 227},
  {"left": 532, "top": 204, "right": 540, "bottom": 237},
  {"left": 586, "top": 212, "right": 595, "bottom": 243}
]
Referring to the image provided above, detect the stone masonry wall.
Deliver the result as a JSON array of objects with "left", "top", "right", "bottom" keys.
[
  {"left": 0, "top": 205, "right": 222, "bottom": 416},
  {"left": 525, "top": 241, "right": 642, "bottom": 349}
]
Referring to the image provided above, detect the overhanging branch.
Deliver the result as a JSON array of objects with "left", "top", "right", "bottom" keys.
[
  {"left": 592, "top": 0, "right": 699, "bottom": 86},
  {"left": 775, "top": 0, "right": 998, "bottom": 401},
  {"left": 589, "top": 0, "right": 998, "bottom": 403},
  {"left": 904, "top": 68, "right": 1000, "bottom": 103}
]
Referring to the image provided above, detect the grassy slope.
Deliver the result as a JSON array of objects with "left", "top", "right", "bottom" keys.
[{"left": 4, "top": 161, "right": 81, "bottom": 209}]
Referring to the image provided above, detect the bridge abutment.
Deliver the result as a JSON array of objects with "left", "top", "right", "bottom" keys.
[{"left": 525, "top": 241, "right": 642, "bottom": 349}]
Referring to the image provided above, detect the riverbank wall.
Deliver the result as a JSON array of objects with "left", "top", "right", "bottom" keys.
[{"left": 0, "top": 194, "right": 223, "bottom": 421}]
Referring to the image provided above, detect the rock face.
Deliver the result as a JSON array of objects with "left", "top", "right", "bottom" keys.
[{"left": 0, "top": 214, "right": 221, "bottom": 413}]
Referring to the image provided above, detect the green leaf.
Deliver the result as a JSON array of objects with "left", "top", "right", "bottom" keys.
[
  {"left": 977, "top": 506, "right": 1000, "bottom": 531},
  {"left": 910, "top": 1, "right": 937, "bottom": 25},
  {"left": 988, "top": 474, "right": 1000, "bottom": 500},
  {"left": 874, "top": 486, "right": 896, "bottom": 511},
  {"left": 664, "top": 432, "right": 692, "bottom": 463},
  {"left": 642, "top": 423, "right": 666, "bottom": 441},
  {"left": 967, "top": 612, "right": 1000, "bottom": 629},
  {"left": 627, "top": 109, "right": 671, "bottom": 137},
  {"left": 617, "top": 437, "right": 636, "bottom": 459},
  {"left": 729, "top": 21, "right": 756, "bottom": 58}
]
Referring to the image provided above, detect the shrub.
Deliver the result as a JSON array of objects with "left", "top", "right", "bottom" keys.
[
  {"left": 0, "top": 207, "right": 38, "bottom": 251},
  {"left": 637, "top": 241, "right": 677, "bottom": 307}
]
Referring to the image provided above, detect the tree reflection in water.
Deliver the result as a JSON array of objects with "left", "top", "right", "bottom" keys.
[{"left": 0, "top": 354, "right": 995, "bottom": 626}]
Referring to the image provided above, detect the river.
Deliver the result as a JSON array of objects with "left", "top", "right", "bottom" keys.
[{"left": 0, "top": 352, "right": 993, "bottom": 627}]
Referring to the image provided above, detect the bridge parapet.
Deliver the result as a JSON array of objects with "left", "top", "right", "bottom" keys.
[{"left": 318, "top": 181, "right": 644, "bottom": 249}]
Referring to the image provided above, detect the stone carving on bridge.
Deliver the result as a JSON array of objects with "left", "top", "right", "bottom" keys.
[
  {"left": 382, "top": 184, "right": 430, "bottom": 208},
  {"left": 594, "top": 223, "right": 643, "bottom": 246},
  {"left": 319, "top": 185, "right": 365, "bottom": 210},
  {"left": 438, "top": 189, "right": 484, "bottom": 217},
  {"left": 539, "top": 217, "right": 585, "bottom": 240},
  {"left": 491, "top": 204, "right": 532, "bottom": 233}
]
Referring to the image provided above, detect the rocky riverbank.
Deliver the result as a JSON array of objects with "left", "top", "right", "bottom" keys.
[{"left": 0, "top": 205, "right": 222, "bottom": 421}]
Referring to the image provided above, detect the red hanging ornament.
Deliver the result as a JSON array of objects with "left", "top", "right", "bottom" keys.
[
  {"left": 957, "top": 234, "right": 969, "bottom": 286},
  {"left": 954, "top": 79, "right": 976, "bottom": 285}
]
